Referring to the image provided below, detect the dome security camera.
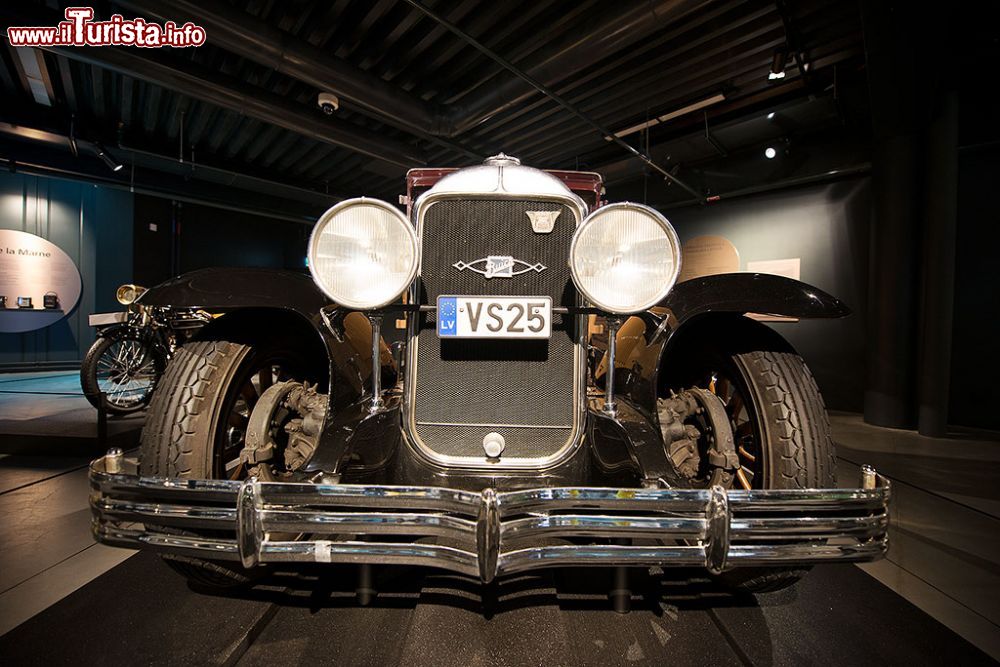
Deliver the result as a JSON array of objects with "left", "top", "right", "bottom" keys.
[{"left": 318, "top": 92, "right": 339, "bottom": 115}]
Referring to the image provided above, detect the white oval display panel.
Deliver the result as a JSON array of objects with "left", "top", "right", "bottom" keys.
[{"left": 0, "top": 229, "right": 83, "bottom": 333}]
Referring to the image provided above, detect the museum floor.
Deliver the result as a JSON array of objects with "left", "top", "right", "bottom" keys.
[{"left": 0, "top": 371, "right": 997, "bottom": 665}]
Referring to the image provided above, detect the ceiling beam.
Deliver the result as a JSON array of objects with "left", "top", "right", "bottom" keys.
[{"left": 39, "top": 42, "right": 424, "bottom": 168}]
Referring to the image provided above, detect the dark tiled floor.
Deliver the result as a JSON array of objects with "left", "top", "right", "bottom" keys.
[
  {"left": 0, "top": 371, "right": 144, "bottom": 454},
  {"left": 0, "top": 371, "right": 141, "bottom": 635},
  {"left": 831, "top": 412, "right": 1000, "bottom": 659}
]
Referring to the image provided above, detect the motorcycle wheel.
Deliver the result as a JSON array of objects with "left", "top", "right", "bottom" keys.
[{"left": 81, "top": 331, "right": 165, "bottom": 415}]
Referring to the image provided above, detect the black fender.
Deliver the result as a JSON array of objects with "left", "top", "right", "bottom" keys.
[
  {"left": 595, "top": 273, "right": 851, "bottom": 477},
  {"left": 138, "top": 267, "right": 331, "bottom": 314},
  {"left": 592, "top": 273, "right": 849, "bottom": 476},
  {"left": 139, "top": 268, "right": 396, "bottom": 472},
  {"left": 137, "top": 268, "right": 346, "bottom": 388},
  {"left": 659, "top": 272, "right": 849, "bottom": 323}
]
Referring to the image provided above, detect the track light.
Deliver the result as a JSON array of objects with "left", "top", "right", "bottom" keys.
[
  {"left": 95, "top": 144, "right": 123, "bottom": 172},
  {"left": 769, "top": 50, "right": 787, "bottom": 80},
  {"left": 764, "top": 147, "right": 777, "bottom": 159}
]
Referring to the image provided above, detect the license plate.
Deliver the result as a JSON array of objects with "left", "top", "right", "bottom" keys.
[{"left": 437, "top": 296, "right": 551, "bottom": 339}]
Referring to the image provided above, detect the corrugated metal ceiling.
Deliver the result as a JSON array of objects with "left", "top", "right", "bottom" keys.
[{"left": 1, "top": 0, "right": 866, "bottom": 205}]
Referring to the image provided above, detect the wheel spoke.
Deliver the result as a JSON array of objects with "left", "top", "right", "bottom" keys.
[
  {"left": 736, "top": 467, "right": 754, "bottom": 490},
  {"left": 227, "top": 410, "right": 249, "bottom": 429},
  {"left": 257, "top": 366, "right": 274, "bottom": 393},
  {"left": 727, "top": 391, "right": 744, "bottom": 421},
  {"left": 717, "top": 378, "right": 733, "bottom": 404},
  {"left": 239, "top": 382, "right": 257, "bottom": 406},
  {"left": 95, "top": 356, "right": 117, "bottom": 372}
]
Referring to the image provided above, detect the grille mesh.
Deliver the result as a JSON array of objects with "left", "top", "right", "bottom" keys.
[
  {"left": 417, "top": 200, "right": 575, "bottom": 305},
  {"left": 412, "top": 198, "right": 578, "bottom": 461}
]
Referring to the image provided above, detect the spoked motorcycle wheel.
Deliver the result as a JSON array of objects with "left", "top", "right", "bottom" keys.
[
  {"left": 139, "top": 339, "right": 303, "bottom": 588},
  {"left": 667, "top": 345, "right": 837, "bottom": 593},
  {"left": 81, "top": 333, "right": 165, "bottom": 415}
]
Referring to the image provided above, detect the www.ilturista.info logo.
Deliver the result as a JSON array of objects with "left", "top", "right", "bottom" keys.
[{"left": 6, "top": 7, "right": 206, "bottom": 48}]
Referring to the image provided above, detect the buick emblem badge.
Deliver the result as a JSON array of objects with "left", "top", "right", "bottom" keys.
[
  {"left": 452, "top": 255, "right": 547, "bottom": 279},
  {"left": 526, "top": 210, "right": 560, "bottom": 233}
]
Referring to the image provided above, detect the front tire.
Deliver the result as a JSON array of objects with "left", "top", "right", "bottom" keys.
[
  {"left": 669, "top": 344, "right": 836, "bottom": 593},
  {"left": 139, "top": 338, "right": 301, "bottom": 588},
  {"left": 721, "top": 350, "right": 836, "bottom": 593}
]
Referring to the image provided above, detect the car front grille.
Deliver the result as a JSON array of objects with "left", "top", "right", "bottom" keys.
[{"left": 409, "top": 198, "right": 579, "bottom": 465}]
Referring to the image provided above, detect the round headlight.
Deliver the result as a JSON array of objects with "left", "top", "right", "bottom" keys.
[
  {"left": 116, "top": 284, "right": 145, "bottom": 305},
  {"left": 569, "top": 203, "right": 682, "bottom": 314},
  {"left": 307, "top": 198, "right": 419, "bottom": 310}
]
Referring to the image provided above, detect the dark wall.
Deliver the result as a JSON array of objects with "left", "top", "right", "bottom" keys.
[
  {"left": 132, "top": 195, "right": 175, "bottom": 287},
  {"left": 948, "top": 146, "right": 999, "bottom": 431},
  {"left": 665, "top": 178, "right": 871, "bottom": 412},
  {"left": 133, "top": 195, "right": 309, "bottom": 286},
  {"left": 0, "top": 172, "right": 133, "bottom": 369}
]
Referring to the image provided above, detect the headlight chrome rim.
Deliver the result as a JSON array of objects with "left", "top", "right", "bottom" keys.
[
  {"left": 307, "top": 197, "right": 419, "bottom": 310},
  {"left": 569, "top": 202, "right": 682, "bottom": 314},
  {"left": 115, "top": 283, "right": 145, "bottom": 306}
]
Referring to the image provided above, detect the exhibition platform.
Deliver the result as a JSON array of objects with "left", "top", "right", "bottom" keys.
[{"left": 0, "top": 372, "right": 997, "bottom": 665}]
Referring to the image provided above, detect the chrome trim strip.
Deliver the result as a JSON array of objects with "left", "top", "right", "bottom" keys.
[
  {"left": 89, "top": 454, "right": 891, "bottom": 583},
  {"left": 94, "top": 523, "right": 242, "bottom": 561},
  {"left": 499, "top": 515, "right": 708, "bottom": 542},
  {"left": 498, "top": 544, "right": 708, "bottom": 575},
  {"left": 90, "top": 496, "right": 237, "bottom": 530},
  {"left": 261, "top": 540, "right": 481, "bottom": 578},
  {"left": 258, "top": 509, "right": 477, "bottom": 540}
]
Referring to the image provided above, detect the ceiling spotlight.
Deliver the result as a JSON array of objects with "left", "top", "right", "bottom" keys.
[
  {"left": 95, "top": 144, "right": 123, "bottom": 172},
  {"left": 764, "top": 146, "right": 777, "bottom": 159},
  {"left": 767, "top": 112, "right": 775, "bottom": 120},
  {"left": 769, "top": 50, "right": 787, "bottom": 80}
]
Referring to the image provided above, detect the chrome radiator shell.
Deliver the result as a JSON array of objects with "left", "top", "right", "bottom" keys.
[{"left": 404, "top": 159, "right": 590, "bottom": 470}]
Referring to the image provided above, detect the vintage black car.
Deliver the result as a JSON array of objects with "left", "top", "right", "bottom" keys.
[{"left": 89, "top": 154, "right": 889, "bottom": 595}]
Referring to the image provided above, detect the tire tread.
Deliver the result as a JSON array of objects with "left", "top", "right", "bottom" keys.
[
  {"left": 139, "top": 339, "right": 256, "bottom": 589},
  {"left": 723, "top": 350, "right": 836, "bottom": 593}
]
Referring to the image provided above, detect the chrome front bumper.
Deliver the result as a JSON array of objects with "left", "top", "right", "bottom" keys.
[{"left": 90, "top": 451, "right": 890, "bottom": 583}]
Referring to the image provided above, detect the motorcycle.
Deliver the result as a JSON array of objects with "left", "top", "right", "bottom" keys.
[{"left": 81, "top": 284, "right": 211, "bottom": 415}]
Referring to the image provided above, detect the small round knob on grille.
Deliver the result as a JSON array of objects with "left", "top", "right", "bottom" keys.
[{"left": 482, "top": 432, "right": 506, "bottom": 459}]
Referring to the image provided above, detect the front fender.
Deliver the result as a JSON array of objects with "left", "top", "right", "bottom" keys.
[
  {"left": 603, "top": 273, "right": 849, "bottom": 418},
  {"left": 138, "top": 267, "right": 331, "bottom": 315},
  {"left": 659, "top": 272, "right": 849, "bottom": 323},
  {"left": 138, "top": 268, "right": 394, "bottom": 473}
]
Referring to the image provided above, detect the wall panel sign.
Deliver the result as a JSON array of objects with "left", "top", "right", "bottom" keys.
[
  {"left": 677, "top": 235, "right": 740, "bottom": 283},
  {"left": 0, "top": 229, "right": 82, "bottom": 333}
]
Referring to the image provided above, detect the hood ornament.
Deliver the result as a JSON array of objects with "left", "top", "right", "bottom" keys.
[
  {"left": 526, "top": 210, "right": 560, "bottom": 233},
  {"left": 482, "top": 152, "right": 521, "bottom": 167},
  {"left": 452, "top": 255, "right": 547, "bottom": 279}
]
